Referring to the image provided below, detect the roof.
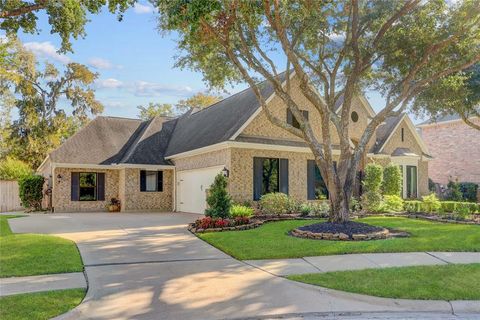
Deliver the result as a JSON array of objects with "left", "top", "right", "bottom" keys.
[
  {"left": 164, "top": 72, "right": 287, "bottom": 157},
  {"left": 370, "top": 114, "right": 404, "bottom": 153},
  {"left": 418, "top": 107, "right": 480, "bottom": 126},
  {"left": 49, "top": 116, "right": 174, "bottom": 165},
  {"left": 391, "top": 147, "right": 418, "bottom": 157}
]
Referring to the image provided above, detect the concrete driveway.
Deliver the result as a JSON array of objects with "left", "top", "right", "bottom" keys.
[{"left": 8, "top": 213, "right": 470, "bottom": 320}]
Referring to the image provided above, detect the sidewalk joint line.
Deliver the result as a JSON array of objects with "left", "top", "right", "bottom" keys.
[
  {"left": 424, "top": 252, "right": 451, "bottom": 264},
  {"left": 301, "top": 257, "right": 324, "bottom": 272},
  {"left": 359, "top": 254, "right": 382, "bottom": 268}
]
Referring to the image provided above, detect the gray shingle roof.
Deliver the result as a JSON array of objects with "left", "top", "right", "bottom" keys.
[
  {"left": 418, "top": 107, "right": 480, "bottom": 126},
  {"left": 164, "top": 73, "right": 286, "bottom": 157},
  {"left": 370, "top": 114, "right": 404, "bottom": 154},
  {"left": 50, "top": 116, "right": 174, "bottom": 165}
]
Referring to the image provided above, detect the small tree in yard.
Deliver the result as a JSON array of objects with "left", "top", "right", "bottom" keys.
[
  {"left": 205, "top": 173, "right": 232, "bottom": 218},
  {"left": 18, "top": 174, "right": 44, "bottom": 211},
  {"left": 155, "top": 0, "right": 480, "bottom": 223},
  {"left": 361, "top": 164, "right": 383, "bottom": 212},
  {"left": 382, "top": 165, "right": 402, "bottom": 197}
]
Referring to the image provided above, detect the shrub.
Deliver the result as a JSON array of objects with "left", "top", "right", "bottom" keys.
[
  {"left": 421, "top": 194, "right": 441, "bottom": 213},
  {"left": 441, "top": 201, "right": 457, "bottom": 213},
  {"left": 446, "top": 180, "right": 463, "bottom": 201},
  {"left": 18, "top": 174, "right": 44, "bottom": 211},
  {"left": 428, "top": 178, "right": 436, "bottom": 192},
  {"left": 0, "top": 157, "right": 32, "bottom": 180},
  {"left": 361, "top": 191, "right": 383, "bottom": 212},
  {"left": 350, "top": 197, "right": 361, "bottom": 212},
  {"left": 382, "top": 195, "right": 404, "bottom": 212},
  {"left": 361, "top": 164, "right": 383, "bottom": 212},
  {"left": 230, "top": 205, "right": 254, "bottom": 218},
  {"left": 300, "top": 203, "right": 312, "bottom": 216},
  {"left": 382, "top": 164, "right": 402, "bottom": 196},
  {"left": 453, "top": 203, "right": 471, "bottom": 219},
  {"left": 299, "top": 201, "right": 330, "bottom": 217},
  {"left": 459, "top": 182, "right": 479, "bottom": 202},
  {"left": 205, "top": 173, "right": 232, "bottom": 218},
  {"left": 194, "top": 216, "right": 250, "bottom": 230},
  {"left": 259, "top": 192, "right": 291, "bottom": 215},
  {"left": 404, "top": 200, "right": 422, "bottom": 213}
]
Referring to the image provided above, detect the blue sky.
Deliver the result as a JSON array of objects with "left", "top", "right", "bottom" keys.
[{"left": 13, "top": 2, "right": 411, "bottom": 121}]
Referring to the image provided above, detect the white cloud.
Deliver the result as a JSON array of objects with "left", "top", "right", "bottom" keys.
[
  {"left": 24, "top": 41, "right": 71, "bottom": 64},
  {"left": 133, "top": 81, "right": 193, "bottom": 97},
  {"left": 133, "top": 2, "right": 155, "bottom": 14},
  {"left": 95, "top": 78, "right": 124, "bottom": 89},
  {"left": 88, "top": 57, "right": 113, "bottom": 69}
]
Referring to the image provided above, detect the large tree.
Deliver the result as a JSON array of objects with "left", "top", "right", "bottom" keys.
[
  {"left": 155, "top": 0, "right": 480, "bottom": 222},
  {"left": 137, "top": 102, "right": 175, "bottom": 120},
  {"left": 0, "top": 38, "right": 103, "bottom": 167},
  {"left": 0, "top": 0, "right": 137, "bottom": 52},
  {"left": 176, "top": 92, "right": 222, "bottom": 112}
]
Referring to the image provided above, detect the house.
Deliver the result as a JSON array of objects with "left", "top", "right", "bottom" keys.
[
  {"left": 417, "top": 113, "right": 480, "bottom": 186},
  {"left": 38, "top": 74, "right": 431, "bottom": 213}
]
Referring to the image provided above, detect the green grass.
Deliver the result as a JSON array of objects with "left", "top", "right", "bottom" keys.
[
  {"left": 287, "top": 264, "right": 480, "bottom": 300},
  {"left": 198, "top": 217, "right": 480, "bottom": 260},
  {"left": 0, "top": 289, "right": 85, "bottom": 320},
  {"left": 0, "top": 215, "right": 83, "bottom": 277}
]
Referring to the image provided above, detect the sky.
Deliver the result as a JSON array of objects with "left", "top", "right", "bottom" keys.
[{"left": 11, "top": 2, "right": 413, "bottom": 122}]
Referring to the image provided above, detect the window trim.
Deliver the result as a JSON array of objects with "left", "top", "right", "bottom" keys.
[
  {"left": 78, "top": 172, "right": 97, "bottom": 202},
  {"left": 286, "top": 109, "right": 309, "bottom": 129},
  {"left": 391, "top": 159, "right": 419, "bottom": 199},
  {"left": 140, "top": 170, "right": 164, "bottom": 192}
]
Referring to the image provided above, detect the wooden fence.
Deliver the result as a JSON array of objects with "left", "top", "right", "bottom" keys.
[{"left": 0, "top": 180, "right": 23, "bottom": 212}]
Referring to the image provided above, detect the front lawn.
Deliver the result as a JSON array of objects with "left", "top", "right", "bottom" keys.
[
  {"left": 0, "top": 215, "right": 83, "bottom": 277},
  {"left": 287, "top": 264, "right": 480, "bottom": 300},
  {"left": 0, "top": 289, "right": 85, "bottom": 320},
  {"left": 198, "top": 217, "right": 480, "bottom": 260}
]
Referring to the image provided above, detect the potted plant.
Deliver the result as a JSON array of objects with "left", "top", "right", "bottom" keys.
[{"left": 107, "top": 198, "right": 121, "bottom": 212}]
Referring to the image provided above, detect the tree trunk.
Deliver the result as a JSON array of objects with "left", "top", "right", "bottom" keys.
[{"left": 329, "top": 185, "right": 350, "bottom": 223}]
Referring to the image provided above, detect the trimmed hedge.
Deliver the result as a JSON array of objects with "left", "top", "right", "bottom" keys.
[
  {"left": 404, "top": 200, "right": 479, "bottom": 214},
  {"left": 18, "top": 174, "right": 44, "bottom": 210}
]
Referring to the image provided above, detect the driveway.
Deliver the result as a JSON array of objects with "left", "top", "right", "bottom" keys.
[{"left": 9, "top": 213, "right": 468, "bottom": 320}]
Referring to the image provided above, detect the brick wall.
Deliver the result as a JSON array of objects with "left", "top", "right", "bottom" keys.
[{"left": 420, "top": 118, "right": 480, "bottom": 185}]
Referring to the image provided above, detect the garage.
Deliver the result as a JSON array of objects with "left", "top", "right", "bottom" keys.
[{"left": 176, "top": 166, "right": 224, "bottom": 214}]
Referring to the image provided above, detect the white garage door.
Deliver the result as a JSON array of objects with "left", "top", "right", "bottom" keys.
[{"left": 176, "top": 166, "right": 223, "bottom": 214}]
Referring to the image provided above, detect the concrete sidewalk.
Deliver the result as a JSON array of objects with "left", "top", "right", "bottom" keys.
[
  {"left": 244, "top": 252, "right": 480, "bottom": 276},
  {"left": 0, "top": 272, "right": 87, "bottom": 296}
]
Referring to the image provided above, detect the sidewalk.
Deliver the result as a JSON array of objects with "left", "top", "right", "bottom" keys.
[
  {"left": 244, "top": 252, "right": 480, "bottom": 276},
  {"left": 0, "top": 272, "right": 86, "bottom": 296}
]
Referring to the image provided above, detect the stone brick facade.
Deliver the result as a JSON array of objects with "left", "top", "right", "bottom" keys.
[
  {"left": 52, "top": 167, "right": 173, "bottom": 212},
  {"left": 173, "top": 149, "right": 231, "bottom": 171},
  {"left": 53, "top": 167, "right": 119, "bottom": 212},
  {"left": 419, "top": 118, "right": 480, "bottom": 185}
]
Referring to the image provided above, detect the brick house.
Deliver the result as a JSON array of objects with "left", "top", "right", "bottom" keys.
[
  {"left": 417, "top": 114, "right": 480, "bottom": 186},
  {"left": 38, "top": 73, "right": 431, "bottom": 213}
]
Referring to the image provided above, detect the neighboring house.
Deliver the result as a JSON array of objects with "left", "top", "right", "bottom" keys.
[
  {"left": 38, "top": 74, "right": 431, "bottom": 213},
  {"left": 417, "top": 113, "right": 480, "bottom": 186}
]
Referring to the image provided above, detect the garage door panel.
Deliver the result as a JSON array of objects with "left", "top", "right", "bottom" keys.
[{"left": 177, "top": 166, "right": 223, "bottom": 214}]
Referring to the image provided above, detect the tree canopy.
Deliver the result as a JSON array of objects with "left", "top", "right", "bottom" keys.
[
  {"left": 0, "top": 0, "right": 137, "bottom": 52},
  {"left": 0, "top": 38, "right": 103, "bottom": 168},
  {"left": 176, "top": 92, "right": 222, "bottom": 112},
  {"left": 155, "top": 0, "right": 480, "bottom": 222},
  {"left": 137, "top": 103, "right": 175, "bottom": 120}
]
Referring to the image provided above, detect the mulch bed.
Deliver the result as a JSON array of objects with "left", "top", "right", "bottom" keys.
[{"left": 297, "top": 221, "right": 384, "bottom": 237}]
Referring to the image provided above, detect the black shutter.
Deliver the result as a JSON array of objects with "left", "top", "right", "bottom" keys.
[
  {"left": 286, "top": 109, "right": 293, "bottom": 125},
  {"left": 140, "top": 170, "right": 146, "bottom": 192},
  {"left": 302, "top": 110, "right": 309, "bottom": 120},
  {"left": 71, "top": 172, "right": 79, "bottom": 201},
  {"left": 279, "top": 159, "right": 289, "bottom": 195},
  {"left": 307, "top": 160, "right": 316, "bottom": 200},
  {"left": 157, "top": 171, "right": 163, "bottom": 192},
  {"left": 253, "top": 157, "right": 263, "bottom": 200},
  {"left": 97, "top": 173, "right": 105, "bottom": 201}
]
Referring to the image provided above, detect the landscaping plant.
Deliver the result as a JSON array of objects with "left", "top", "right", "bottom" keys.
[
  {"left": 259, "top": 193, "right": 291, "bottom": 215},
  {"left": 382, "top": 195, "right": 404, "bottom": 212},
  {"left": 361, "top": 164, "right": 383, "bottom": 212},
  {"left": 382, "top": 164, "right": 402, "bottom": 196},
  {"left": 421, "top": 194, "right": 441, "bottom": 213},
  {"left": 459, "top": 182, "right": 479, "bottom": 202},
  {"left": 18, "top": 174, "right": 44, "bottom": 211},
  {"left": 0, "top": 157, "right": 32, "bottom": 180},
  {"left": 447, "top": 180, "right": 463, "bottom": 201},
  {"left": 230, "top": 205, "right": 254, "bottom": 218},
  {"left": 205, "top": 173, "right": 232, "bottom": 219}
]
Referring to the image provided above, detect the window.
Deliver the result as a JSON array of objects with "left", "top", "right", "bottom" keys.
[
  {"left": 287, "top": 109, "right": 309, "bottom": 129},
  {"left": 351, "top": 111, "right": 359, "bottom": 122},
  {"left": 401, "top": 128, "right": 405, "bottom": 142},
  {"left": 406, "top": 165, "right": 417, "bottom": 198},
  {"left": 307, "top": 161, "right": 335, "bottom": 200},
  {"left": 140, "top": 170, "right": 163, "bottom": 192},
  {"left": 262, "top": 158, "right": 279, "bottom": 194},
  {"left": 79, "top": 173, "right": 97, "bottom": 201},
  {"left": 253, "top": 157, "right": 288, "bottom": 200}
]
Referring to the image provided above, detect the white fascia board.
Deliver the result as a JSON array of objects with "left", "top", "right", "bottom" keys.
[
  {"left": 51, "top": 163, "right": 174, "bottom": 170},
  {"left": 229, "top": 71, "right": 297, "bottom": 141}
]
